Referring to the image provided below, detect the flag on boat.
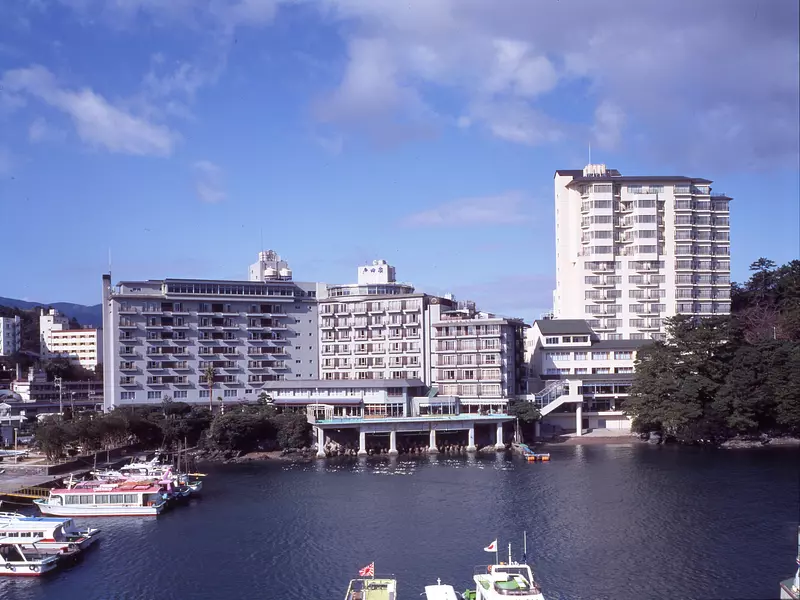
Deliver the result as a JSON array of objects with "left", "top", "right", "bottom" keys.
[
  {"left": 484, "top": 540, "right": 497, "bottom": 552},
  {"left": 359, "top": 562, "right": 375, "bottom": 577}
]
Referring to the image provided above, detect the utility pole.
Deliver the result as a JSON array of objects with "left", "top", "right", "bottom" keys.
[{"left": 54, "top": 376, "right": 63, "bottom": 417}]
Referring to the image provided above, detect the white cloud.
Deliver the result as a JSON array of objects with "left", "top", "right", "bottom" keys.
[
  {"left": 592, "top": 101, "right": 625, "bottom": 150},
  {"left": 468, "top": 99, "right": 564, "bottom": 146},
  {"left": 2, "top": 65, "right": 178, "bottom": 156},
  {"left": 193, "top": 160, "right": 227, "bottom": 203},
  {"left": 28, "top": 117, "right": 66, "bottom": 143},
  {"left": 402, "top": 191, "right": 531, "bottom": 228}
]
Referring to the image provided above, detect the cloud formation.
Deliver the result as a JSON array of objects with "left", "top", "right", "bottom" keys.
[
  {"left": 28, "top": 117, "right": 66, "bottom": 143},
  {"left": 309, "top": 0, "right": 799, "bottom": 168},
  {"left": 402, "top": 191, "right": 531, "bottom": 228},
  {"left": 2, "top": 65, "right": 178, "bottom": 156},
  {"left": 193, "top": 160, "right": 227, "bottom": 203}
]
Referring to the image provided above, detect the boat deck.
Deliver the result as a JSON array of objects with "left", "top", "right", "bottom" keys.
[{"left": 345, "top": 578, "right": 396, "bottom": 600}]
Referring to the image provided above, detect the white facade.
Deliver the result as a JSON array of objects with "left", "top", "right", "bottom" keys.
[
  {"left": 0, "top": 316, "right": 21, "bottom": 355},
  {"left": 431, "top": 306, "right": 526, "bottom": 409},
  {"left": 319, "top": 260, "right": 435, "bottom": 384},
  {"left": 102, "top": 252, "right": 324, "bottom": 410},
  {"left": 554, "top": 164, "right": 731, "bottom": 340},
  {"left": 39, "top": 308, "right": 102, "bottom": 369},
  {"left": 39, "top": 308, "right": 69, "bottom": 355}
]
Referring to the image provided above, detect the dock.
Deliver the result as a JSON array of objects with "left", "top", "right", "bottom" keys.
[{"left": 515, "top": 443, "right": 551, "bottom": 462}]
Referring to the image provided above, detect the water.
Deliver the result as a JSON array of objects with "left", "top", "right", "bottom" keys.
[{"left": 2, "top": 444, "right": 798, "bottom": 600}]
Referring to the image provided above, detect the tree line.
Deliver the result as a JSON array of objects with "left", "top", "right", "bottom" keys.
[
  {"left": 626, "top": 259, "right": 800, "bottom": 443},
  {"left": 34, "top": 394, "right": 311, "bottom": 461}
]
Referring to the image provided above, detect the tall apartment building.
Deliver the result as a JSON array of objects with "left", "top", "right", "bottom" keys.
[
  {"left": 431, "top": 303, "right": 527, "bottom": 412},
  {"left": 554, "top": 164, "right": 731, "bottom": 340},
  {"left": 319, "top": 260, "right": 447, "bottom": 385},
  {"left": 39, "top": 308, "right": 102, "bottom": 370},
  {"left": 102, "top": 251, "right": 325, "bottom": 410},
  {"left": 0, "top": 316, "right": 21, "bottom": 355}
]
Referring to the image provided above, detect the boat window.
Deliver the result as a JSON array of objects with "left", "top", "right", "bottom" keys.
[
  {"left": 35, "top": 532, "right": 44, "bottom": 537},
  {"left": 95, "top": 494, "right": 110, "bottom": 504},
  {"left": 109, "top": 494, "right": 124, "bottom": 503},
  {"left": 21, "top": 532, "right": 31, "bottom": 537},
  {"left": 79, "top": 494, "right": 93, "bottom": 504},
  {"left": 123, "top": 494, "right": 138, "bottom": 504}
]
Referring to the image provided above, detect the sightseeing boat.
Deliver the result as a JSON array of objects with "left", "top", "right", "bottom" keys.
[
  {"left": 0, "top": 515, "right": 101, "bottom": 555},
  {"left": 465, "top": 536, "right": 545, "bottom": 600},
  {"left": 34, "top": 482, "right": 168, "bottom": 517},
  {"left": 345, "top": 563, "right": 396, "bottom": 600},
  {"left": 0, "top": 543, "right": 60, "bottom": 576}
]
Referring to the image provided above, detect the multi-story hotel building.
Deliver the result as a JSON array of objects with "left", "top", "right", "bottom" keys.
[
  {"left": 39, "top": 309, "right": 102, "bottom": 370},
  {"left": 319, "top": 260, "right": 449, "bottom": 385},
  {"left": 102, "top": 251, "right": 325, "bottom": 410},
  {"left": 0, "top": 316, "right": 21, "bottom": 356},
  {"left": 554, "top": 164, "right": 731, "bottom": 340},
  {"left": 431, "top": 303, "right": 527, "bottom": 412}
]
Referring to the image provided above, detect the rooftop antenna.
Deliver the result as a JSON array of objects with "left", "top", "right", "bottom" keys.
[{"left": 108, "top": 247, "right": 112, "bottom": 277}]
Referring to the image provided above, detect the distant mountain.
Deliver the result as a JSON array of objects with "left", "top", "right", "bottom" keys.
[{"left": 0, "top": 297, "right": 102, "bottom": 327}]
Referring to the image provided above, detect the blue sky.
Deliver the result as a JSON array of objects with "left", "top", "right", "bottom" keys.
[{"left": 0, "top": 0, "right": 797, "bottom": 321}]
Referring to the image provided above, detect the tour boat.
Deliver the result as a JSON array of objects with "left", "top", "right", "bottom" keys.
[
  {"left": 34, "top": 482, "right": 168, "bottom": 517},
  {"left": 345, "top": 577, "right": 397, "bottom": 600},
  {"left": 470, "top": 563, "right": 544, "bottom": 600},
  {"left": 468, "top": 536, "right": 545, "bottom": 600},
  {"left": 0, "top": 543, "right": 60, "bottom": 576},
  {"left": 0, "top": 515, "right": 101, "bottom": 555},
  {"left": 425, "top": 579, "right": 460, "bottom": 600}
]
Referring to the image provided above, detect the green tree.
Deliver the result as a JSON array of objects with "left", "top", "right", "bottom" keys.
[
  {"left": 35, "top": 417, "right": 72, "bottom": 461},
  {"left": 271, "top": 412, "right": 310, "bottom": 449},
  {"left": 203, "top": 365, "right": 216, "bottom": 412},
  {"left": 507, "top": 400, "right": 541, "bottom": 442}
]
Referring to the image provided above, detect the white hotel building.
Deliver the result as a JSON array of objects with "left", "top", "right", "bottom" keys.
[
  {"left": 39, "top": 308, "right": 102, "bottom": 370},
  {"left": 554, "top": 164, "right": 731, "bottom": 340},
  {"left": 0, "top": 316, "right": 21, "bottom": 356}
]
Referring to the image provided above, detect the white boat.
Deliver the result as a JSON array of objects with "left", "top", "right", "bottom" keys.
[
  {"left": 34, "top": 482, "right": 167, "bottom": 517},
  {"left": 344, "top": 577, "right": 397, "bottom": 600},
  {"left": 472, "top": 563, "right": 544, "bottom": 600},
  {"left": 425, "top": 579, "right": 460, "bottom": 600},
  {"left": 0, "top": 515, "right": 101, "bottom": 555},
  {"left": 0, "top": 543, "right": 60, "bottom": 576}
]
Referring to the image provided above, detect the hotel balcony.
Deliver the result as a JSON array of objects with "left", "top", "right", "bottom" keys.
[
  {"left": 119, "top": 322, "right": 138, "bottom": 329},
  {"left": 171, "top": 323, "right": 190, "bottom": 329},
  {"left": 119, "top": 307, "right": 139, "bottom": 315},
  {"left": 590, "top": 263, "right": 615, "bottom": 273},
  {"left": 120, "top": 378, "right": 137, "bottom": 386},
  {"left": 119, "top": 363, "right": 139, "bottom": 372},
  {"left": 635, "top": 264, "right": 659, "bottom": 273},
  {"left": 173, "top": 362, "right": 191, "bottom": 371},
  {"left": 145, "top": 323, "right": 164, "bottom": 329},
  {"left": 635, "top": 278, "right": 661, "bottom": 287},
  {"left": 591, "top": 295, "right": 619, "bottom": 303},
  {"left": 320, "top": 323, "right": 335, "bottom": 330},
  {"left": 387, "top": 305, "right": 403, "bottom": 313}
]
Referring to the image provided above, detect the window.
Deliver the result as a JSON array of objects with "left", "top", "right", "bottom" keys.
[
  {"left": 147, "top": 391, "right": 162, "bottom": 400},
  {"left": 592, "top": 352, "right": 608, "bottom": 360},
  {"left": 174, "top": 391, "right": 188, "bottom": 399},
  {"left": 574, "top": 352, "right": 587, "bottom": 360},
  {"left": 199, "top": 390, "right": 210, "bottom": 398},
  {"left": 575, "top": 368, "right": 588, "bottom": 374},
  {"left": 121, "top": 392, "right": 135, "bottom": 400},
  {"left": 224, "top": 390, "right": 237, "bottom": 397},
  {"left": 546, "top": 352, "right": 570, "bottom": 361},
  {"left": 614, "top": 351, "right": 633, "bottom": 360},
  {"left": 545, "top": 337, "right": 559, "bottom": 344}
]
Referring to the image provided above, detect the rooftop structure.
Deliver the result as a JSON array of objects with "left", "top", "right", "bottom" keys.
[
  {"left": 0, "top": 316, "right": 21, "bottom": 356},
  {"left": 39, "top": 309, "right": 102, "bottom": 370}
]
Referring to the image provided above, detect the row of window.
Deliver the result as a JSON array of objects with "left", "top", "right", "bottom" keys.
[
  {"left": 435, "top": 369, "right": 502, "bottom": 381},
  {"left": 546, "top": 367, "right": 634, "bottom": 375},
  {"left": 320, "top": 299, "right": 421, "bottom": 314},
  {"left": 437, "top": 384, "right": 503, "bottom": 397},
  {"left": 543, "top": 336, "right": 589, "bottom": 345},
  {"left": 545, "top": 351, "right": 633, "bottom": 361},
  {"left": 321, "top": 356, "right": 420, "bottom": 368}
]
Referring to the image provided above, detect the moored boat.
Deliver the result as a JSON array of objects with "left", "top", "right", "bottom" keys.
[
  {"left": 424, "top": 578, "right": 459, "bottom": 600},
  {"left": 469, "top": 535, "right": 545, "bottom": 600},
  {"left": 0, "top": 515, "right": 101, "bottom": 555},
  {"left": 345, "top": 562, "right": 396, "bottom": 600},
  {"left": 34, "top": 482, "right": 167, "bottom": 517},
  {"left": 0, "top": 543, "right": 60, "bottom": 576}
]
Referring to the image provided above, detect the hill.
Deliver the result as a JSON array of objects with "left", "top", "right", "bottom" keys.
[{"left": 0, "top": 297, "right": 102, "bottom": 327}]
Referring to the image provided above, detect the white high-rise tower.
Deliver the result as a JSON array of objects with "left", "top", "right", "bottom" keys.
[{"left": 554, "top": 164, "right": 731, "bottom": 340}]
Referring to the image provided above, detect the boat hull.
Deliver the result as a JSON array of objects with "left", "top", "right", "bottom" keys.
[
  {"left": 34, "top": 501, "right": 163, "bottom": 517},
  {"left": 0, "top": 559, "right": 59, "bottom": 576}
]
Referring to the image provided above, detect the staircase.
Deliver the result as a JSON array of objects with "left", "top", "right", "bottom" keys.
[{"left": 529, "top": 380, "right": 584, "bottom": 416}]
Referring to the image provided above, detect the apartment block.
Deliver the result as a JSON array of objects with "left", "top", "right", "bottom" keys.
[
  {"left": 0, "top": 316, "right": 21, "bottom": 356},
  {"left": 102, "top": 251, "right": 325, "bottom": 410},
  {"left": 554, "top": 164, "right": 731, "bottom": 340},
  {"left": 40, "top": 308, "right": 102, "bottom": 370},
  {"left": 431, "top": 303, "right": 527, "bottom": 411}
]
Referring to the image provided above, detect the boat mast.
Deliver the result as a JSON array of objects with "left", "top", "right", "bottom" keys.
[
  {"left": 508, "top": 542, "right": 512, "bottom": 564},
  {"left": 523, "top": 531, "right": 527, "bottom": 563}
]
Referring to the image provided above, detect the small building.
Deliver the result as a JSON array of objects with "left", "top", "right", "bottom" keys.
[
  {"left": 40, "top": 308, "right": 102, "bottom": 370},
  {"left": 524, "top": 318, "right": 649, "bottom": 434},
  {"left": 0, "top": 316, "right": 21, "bottom": 356}
]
